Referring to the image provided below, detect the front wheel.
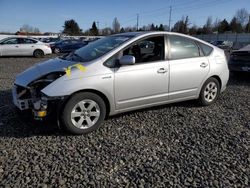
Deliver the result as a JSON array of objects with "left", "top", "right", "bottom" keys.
[
  {"left": 199, "top": 77, "right": 220, "bottom": 106},
  {"left": 61, "top": 92, "right": 106, "bottom": 135}
]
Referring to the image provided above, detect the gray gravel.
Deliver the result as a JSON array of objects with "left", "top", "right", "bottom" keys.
[{"left": 0, "top": 56, "right": 249, "bottom": 187}]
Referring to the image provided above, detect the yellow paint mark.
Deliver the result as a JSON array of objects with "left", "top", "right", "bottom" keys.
[
  {"left": 64, "top": 64, "right": 87, "bottom": 77},
  {"left": 75, "top": 64, "right": 87, "bottom": 72},
  {"left": 64, "top": 67, "right": 71, "bottom": 77}
]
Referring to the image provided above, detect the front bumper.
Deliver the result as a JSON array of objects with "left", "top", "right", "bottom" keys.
[
  {"left": 12, "top": 85, "right": 32, "bottom": 110},
  {"left": 12, "top": 84, "right": 65, "bottom": 119}
]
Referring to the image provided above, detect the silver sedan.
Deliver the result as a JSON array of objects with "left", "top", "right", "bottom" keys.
[
  {"left": 0, "top": 37, "right": 52, "bottom": 57},
  {"left": 13, "top": 32, "right": 229, "bottom": 134}
]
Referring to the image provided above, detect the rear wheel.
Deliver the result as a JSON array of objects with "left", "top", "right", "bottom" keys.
[
  {"left": 33, "top": 49, "right": 44, "bottom": 58},
  {"left": 199, "top": 77, "right": 220, "bottom": 106},
  {"left": 61, "top": 92, "right": 106, "bottom": 135}
]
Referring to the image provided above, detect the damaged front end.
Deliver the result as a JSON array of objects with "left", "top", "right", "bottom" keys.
[{"left": 12, "top": 72, "right": 65, "bottom": 120}]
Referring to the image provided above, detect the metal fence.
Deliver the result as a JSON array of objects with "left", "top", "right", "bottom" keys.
[{"left": 193, "top": 33, "right": 250, "bottom": 43}]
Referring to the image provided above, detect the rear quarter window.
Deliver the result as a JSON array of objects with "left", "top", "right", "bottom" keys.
[{"left": 199, "top": 42, "right": 213, "bottom": 56}]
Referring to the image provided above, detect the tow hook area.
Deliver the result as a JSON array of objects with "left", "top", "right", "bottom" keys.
[{"left": 33, "top": 97, "right": 48, "bottom": 120}]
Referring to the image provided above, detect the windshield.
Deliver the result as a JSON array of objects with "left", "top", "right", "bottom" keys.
[{"left": 66, "top": 35, "right": 133, "bottom": 62}]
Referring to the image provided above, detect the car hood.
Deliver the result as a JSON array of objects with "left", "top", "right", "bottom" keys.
[{"left": 15, "top": 58, "right": 76, "bottom": 87}]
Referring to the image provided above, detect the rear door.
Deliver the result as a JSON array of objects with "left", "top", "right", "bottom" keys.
[
  {"left": 168, "top": 34, "right": 210, "bottom": 100},
  {"left": 18, "top": 38, "right": 37, "bottom": 55},
  {"left": 1, "top": 38, "right": 20, "bottom": 56}
]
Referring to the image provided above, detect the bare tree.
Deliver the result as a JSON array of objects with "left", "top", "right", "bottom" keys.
[
  {"left": 203, "top": 16, "right": 213, "bottom": 34},
  {"left": 235, "top": 8, "right": 249, "bottom": 26},
  {"left": 33, "top": 27, "right": 40, "bottom": 33},
  {"left": 20, "top": 24, "right": 33, "bottom": 32},
  {"left": 20, "top": 24, "right": 40, "bottom": 33},
  {"left": 112, "top": 17, "right": 120, "bottom": 33}
]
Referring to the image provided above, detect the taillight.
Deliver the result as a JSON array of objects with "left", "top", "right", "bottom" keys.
[{"left": 45, "top": 44, "right": 50, "bottom": 48}]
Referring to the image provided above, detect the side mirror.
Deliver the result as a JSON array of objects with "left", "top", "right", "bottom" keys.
[{"left": 119, "top": 55, "right": 135, "bottom": 65}]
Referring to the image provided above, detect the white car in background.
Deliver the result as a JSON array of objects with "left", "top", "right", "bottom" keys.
[{"left": 0, "top": 37, "right": 52, "bottom": 57}]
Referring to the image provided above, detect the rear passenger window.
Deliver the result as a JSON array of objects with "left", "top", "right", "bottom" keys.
[
  {"left": 199, "top": 42, "right": 213, "bottom": 56},
  {"left": 169, "top": 35, "right": 200, "bottom": 60},
  {"left": 22, "top": 39, "right": 37, "bottom": 44}
]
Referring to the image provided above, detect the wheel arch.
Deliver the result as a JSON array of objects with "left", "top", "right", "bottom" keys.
[
  {"left": 58, "top": 89, "right": 111, "bottom": 119},
  {"left": 33, "top": 49, "right": 44, "bottom": 56},
  {"left": 198, "top": 75, "right": 222, "bottom": 98},
  {"left": 210, "top": 75, "right": 222, "bottom": 90}
]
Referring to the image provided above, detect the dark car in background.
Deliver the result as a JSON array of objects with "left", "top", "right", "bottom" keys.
[
  {"left": 229, "top": 45, "right": 250, "bottom": 73},
  {"left": 211, "top": 40, "right": 233, "bottom": 51},
  {"left": 41, "top": 37, "right": 60, "bottom": 44},
  {"left": 50, "top": 40, "right": 88, "bottom": 53}
]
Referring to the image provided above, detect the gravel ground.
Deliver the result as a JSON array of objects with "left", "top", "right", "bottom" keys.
[{"left": 0, "top": 55, "right": 249, "bottom": 187}]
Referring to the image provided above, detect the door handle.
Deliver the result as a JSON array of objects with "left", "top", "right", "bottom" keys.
[
  {"left": 200, "top": 62, "right": 208, "bottom": 68},
  {"left": 157, "top": 68, "right": 167, "bottom": 74},
  {"left": 15, "top": 46, "right": 19, "bottom": 48}
]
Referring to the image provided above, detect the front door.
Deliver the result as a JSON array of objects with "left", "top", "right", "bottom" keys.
[
  {"left": 1, "top": 38, "right": 20, "bottom": 56},
  {"left": 114, "top": 35, "right": 169, "bottom": 110}
]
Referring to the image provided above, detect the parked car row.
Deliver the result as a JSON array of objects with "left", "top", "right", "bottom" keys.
[
  {"left": 50, "top": 39, "right": 88, "bottom": 53},
  {"left": 0, "top": 36, "right": 99, "bottom": 57},
  {"left": 0, "top": 37, "right": 52, "bottom": 57}
]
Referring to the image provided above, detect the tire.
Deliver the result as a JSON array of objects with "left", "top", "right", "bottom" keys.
[
  {"left": 61, "top": 92, "right": 106, "bottom": 135},
  {"left": 33, "top": 49, "right": 44, "bottom": 58},
  {"left": 54, "top": 48, "right": 61, "bottom": 54},
  {"left": 198, "top": 77, "right": 220, "bottom": 106}
]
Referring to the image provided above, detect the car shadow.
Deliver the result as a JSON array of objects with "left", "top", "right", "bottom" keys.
[{"left": 0, "top": 73, "right": 249, "bottom": 138}]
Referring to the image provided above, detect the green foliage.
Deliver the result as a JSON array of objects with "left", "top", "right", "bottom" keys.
[
  {"left": 218, "top": 19, "right": 231, "bottom": 33},
  {"left": 230, "top": 17, "right": 243, "bottom": 33},
  {"left": 63, "top": 19, "right": 82, "bottom": 36},
  {"left": 90, "top": 22, "right": 99, "bottom": 36}
]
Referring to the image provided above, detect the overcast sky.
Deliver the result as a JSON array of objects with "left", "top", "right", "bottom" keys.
[{"left": 0, "top": 0, "right": 249, "bottom": 33}]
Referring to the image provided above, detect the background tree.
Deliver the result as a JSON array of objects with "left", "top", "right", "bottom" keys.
[
  {"left": 172, "top": 16, "right": 189, "bottom": 34},
  {"left": 150, "top": 23, "right": 156, "bottom": 31},
  {"left": 90, "top": 21, "right": 99, "bottom": 36},
  {"left": 203, "top": 16, "right": 213, "bottom": 34},
  {"left": 230, "top": 17, "right": 243, "bottom": 33},
  {"left": 246, "top": 16, "right": 250, "bottom": 33},
  {"left": 112, "top": 17, "right": 120, "bottom": 33},
  {"left": 158, "top": 24, "right": 164, "bottom": 31},
  {"left": 235, "top": 8, "right": 249, "bottom": 26},
  {"left": 120, "top": 27, "right": 125, "bottom": 33},
  {"left": 189, "top": 25, "right": 198, "bottom": 35},
  {"left": 217, "top": 19, "right": 230, "bottom": 33},
  {"left": 20, "top": 24, "right": 40, "bottom": 33},
  {"left": 63, "top": 19, "right": 82, "bottom": 35},
  {"left": 33, "top": 27, "right": 40, "bottom": 33}
]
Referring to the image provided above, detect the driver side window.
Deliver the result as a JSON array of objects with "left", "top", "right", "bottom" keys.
[{"left": 123, "top": 36, "right": 165, "bottom": 63}]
